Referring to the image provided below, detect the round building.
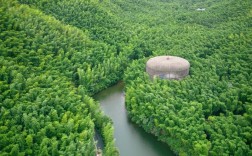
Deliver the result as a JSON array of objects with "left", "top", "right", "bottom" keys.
[{"left": 146, "top": 56, "right": 190, "bottom": 80}]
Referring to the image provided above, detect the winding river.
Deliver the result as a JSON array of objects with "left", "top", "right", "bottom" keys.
[{"left": 94, "top": 82, "right": 175, "bottom": 156}]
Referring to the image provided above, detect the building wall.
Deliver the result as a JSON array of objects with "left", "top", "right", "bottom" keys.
[{"left": 146, "top": 67, "right": 189, "bottom": 80}]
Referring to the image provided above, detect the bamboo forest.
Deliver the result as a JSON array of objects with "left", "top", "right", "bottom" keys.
[{"left": 0, "top": 0, "right": 251, "bottom": 155}]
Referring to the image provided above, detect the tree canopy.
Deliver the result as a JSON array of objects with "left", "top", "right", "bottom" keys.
[{"left": 1, "top": 0, "right": 251, "bottom": 155}]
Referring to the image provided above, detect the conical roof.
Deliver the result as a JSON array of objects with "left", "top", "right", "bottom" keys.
[{"left": 146, "top": 56, "right": 190, "bottom": 72}]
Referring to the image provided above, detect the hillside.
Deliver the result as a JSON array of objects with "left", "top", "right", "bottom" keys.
[
  {"left": 0, "top": 0, "right": 120, "bottom": 155},
  {"left": 123, "top": 0, "right": 252, "bottom": 155},
  {"left": 1, "top": 0, "right": 252, "bottom": 155}
]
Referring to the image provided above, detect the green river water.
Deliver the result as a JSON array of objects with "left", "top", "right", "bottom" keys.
[{"left": 94, "top": 82, "right": 175, "bottom": 156}]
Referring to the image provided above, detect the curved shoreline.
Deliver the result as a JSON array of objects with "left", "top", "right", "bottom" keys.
[{"left": 94, "top": 82, "right": 175, "bottom": 156}]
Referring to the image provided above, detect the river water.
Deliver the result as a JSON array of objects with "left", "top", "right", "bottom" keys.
[{"left": 94, "top": 82, "right": 175, "bottom": 156}]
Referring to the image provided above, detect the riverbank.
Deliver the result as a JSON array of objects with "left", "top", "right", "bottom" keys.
[{"left": 94, "top": 82, "right": 175, "bottom": 156}]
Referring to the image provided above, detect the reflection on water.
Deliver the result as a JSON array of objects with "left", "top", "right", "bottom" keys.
[{"left": 94, "top": 82, "right": 175, "bottom": 156}]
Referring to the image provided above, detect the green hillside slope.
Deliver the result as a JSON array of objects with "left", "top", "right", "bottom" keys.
[
  {"left": 18, "top": 0, "right": 130, "bottom": 53},
  {"left": 123, "top": 0, "right": 252, "bottom": 155},
  {"left": 0, "top": 0, "right": 119, "bottom": 155},
  {"left": 1, "top": 0, "right": 251, "bottom": 155}
]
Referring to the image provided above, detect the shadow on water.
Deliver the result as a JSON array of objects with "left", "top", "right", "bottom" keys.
[
  {"left": 94, "top": 128, "right": 104, "bottom": 150},
  {"left": 94, "top": 82, "right": 175, "bottom": 156}
]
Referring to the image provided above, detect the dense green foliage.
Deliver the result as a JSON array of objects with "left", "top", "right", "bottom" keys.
[
  {"left": 123, "top": 0, "right": 252, "bottom": 155},
  {"left": 0, "top": 0, "right": 120, "bottom": 155},
  {"left": 1, "top": 0, "right": 252, "bottom": 155},
  {"left": 17, "top": 0, "right": 134, "bottom": 95},
  {"left": 18, "top": 0, "right": 129, "bottom": 44}
]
